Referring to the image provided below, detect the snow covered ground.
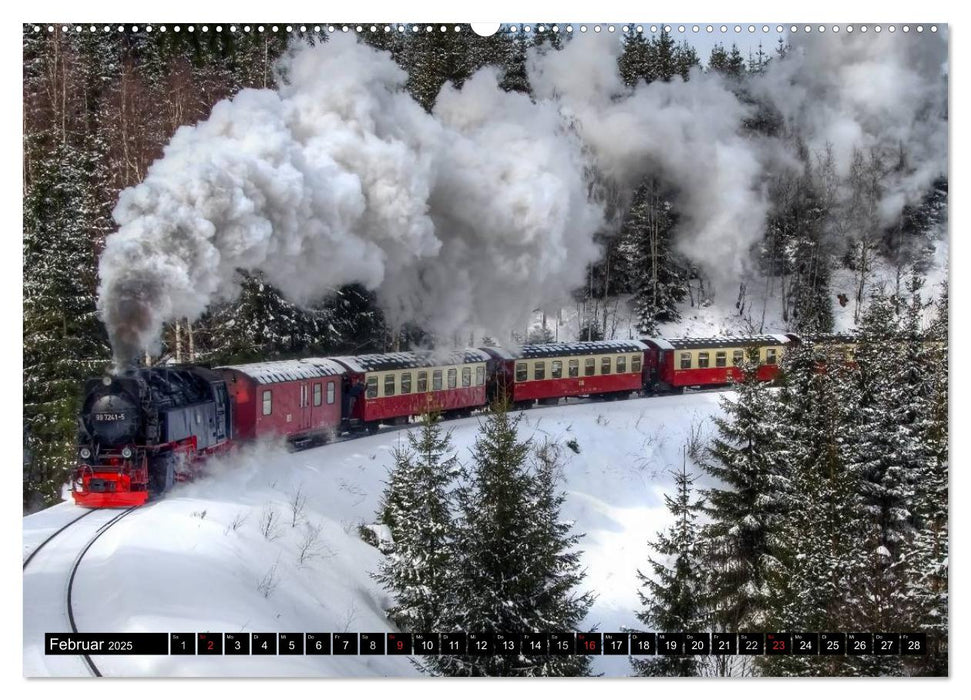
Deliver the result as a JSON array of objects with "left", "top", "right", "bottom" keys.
[{"left": 23, "top": 391, "right": 727, "bottom": 678}]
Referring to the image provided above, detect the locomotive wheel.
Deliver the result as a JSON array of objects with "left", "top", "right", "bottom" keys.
[
  {"left": 366, "top": 421, "right": 380, "bottom": 435},
  {"left": 149, "top": 456, "right": 175, "bottom": 494}
]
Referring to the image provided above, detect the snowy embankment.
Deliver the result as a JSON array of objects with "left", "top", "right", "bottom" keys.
[{"left": 23, "top": 392, "right": 726, "bottom": 677}]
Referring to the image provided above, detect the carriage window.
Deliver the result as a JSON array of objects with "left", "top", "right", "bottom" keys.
[
  {"left": 417, "top": 371, "right": 428, "bottom": 392},
  {"left": 616, "top": 356, "right": 627, "bottom": 373},
  {"left": 601, "top": 357, "right": 612, "bottom": 375},
  {"left": 262, "top": 390, "right": 272, "bottom": 415},
  {"left": 766, "top": 348, "right": 778, "bottom": 365},
  {"left": 433, "top": 370, "right": 443, "bottom": 391},
  {"left": 569, "top": 359, "right": 580, "bottom": 377},
  {"left": 584, "top": 358, "right": 596, "bottom": 376},
  {"left": 551, "top": 360, "right": 563, "bottom": 379},
  {"left": 715, "top": 352, "right": 727, "bottom": 368},
  {"left": 733, "top": 350, "right": 744, "bottom": 366},
  {"left": 384, "top": 374, "right": 396, "bottom": 396},
  {"left": 680, "top": 353, "right": 692, "bottom": 370},
  {"left": 366, "top": 376, "right": 378, "bottom": 399},
  {"left": 401, "top": 372, "right": 412, "bottom": 394},
  {"left": 326, "top": 381, "right": 335, "bottom": 404},
  {"left": 447, "top": 368, "right": 457, "bottom": 389},
  {"left": 475, "top": 366, "right": 485, "bottom": 385},
  {"left": 632, "top": 355, "right": 642, "bottom": 372},
  {"left": 516, "top": 362, "right": 528, "bottom": 382},
  {"left": 461, "top": 367, "right": 471, "bottom": 387},
  {"left": 533, "top": 362, "right": 546, "bottom": 380},
  {"left": 313, "top": 383, "right": 322, "bottom": 406},
  {"left": 698, "top": 352, "right": 710, "bottom": 369}
]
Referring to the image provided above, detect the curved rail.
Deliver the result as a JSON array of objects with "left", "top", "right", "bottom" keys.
[
  {"left": 22, "top": 509, "right": 99, "bottom": 570},
  {"left": 65, "top": 506, "right": 141, "bottom": 677}
]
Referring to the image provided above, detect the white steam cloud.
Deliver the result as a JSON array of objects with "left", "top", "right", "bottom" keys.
[
  {"left": 99, "top": 35, "right": 602, "bottom": 365},
  {"left": 754, "top": 30, "right": 948, "bottom": 224},
  {"left": 525, "top": 29, "right": 947, "bottom": 294},
  {"left": 98, "top": 29, "right": 946, "bottom": 363},
  {"left": 527, "top": 34, "right": 773, "bottom": 292}
]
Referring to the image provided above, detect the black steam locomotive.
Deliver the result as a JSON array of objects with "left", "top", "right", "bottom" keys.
[{"left": 73, "top": 367, "right": 231, "bottom": 507}]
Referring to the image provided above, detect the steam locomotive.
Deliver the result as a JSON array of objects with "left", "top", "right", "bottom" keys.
[
  {"left": 73, "top": 367, "right": 231, "bottom": 507},
  {"left": 73, "top": 333, "right": 854, "bottom": 508}
]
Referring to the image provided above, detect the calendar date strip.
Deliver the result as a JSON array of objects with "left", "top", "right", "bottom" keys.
[{"left": 46, "top": 632, "right": 929, "bottom": 656}]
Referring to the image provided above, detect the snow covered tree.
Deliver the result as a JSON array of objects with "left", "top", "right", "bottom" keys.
[
  {"left": 429, "top": 403, "right": 592, "bottom": 676},
  {"left": 205, "top": 271, "right": 329, "bottom": 363},
  {"left": 23, "top": 142, "right": 111, "bottom": 511},
  {"left": 896, "top": 277, "right": 948, "bottom": 676},
  {"left": 849, "top": 291, "right": 915, "bottom": 565},
  {"left": 708, "top": 43, "right": 745, "bottom": 79},
  {"left": 836, "top": 289, "right": 922, "bottom": 675},
  {"left": 618, "top": 29, "right": 699, "bottom": 86},
  {"left": 760, "top": 151, "right": 835, "bottom": 333},
  {"left": 375, "top": 412, "right": 459, "bottom": 633},
  {"left": 700, "top": 349, "right": 788, "bottom": 633},
  {"left": 761, "top": 340, "right": 869, "bottom": 676},
  {"left": 633, "top": 451, "right": 707, "bottom": 677},
  {"left": 619, "top": 178, "right": 688, "bottom": 336},
  {"left": 906, "top": 291, "right": 948, "bottom": 675}
]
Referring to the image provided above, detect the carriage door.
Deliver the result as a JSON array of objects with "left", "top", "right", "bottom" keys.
[
  {"left": 300, "top": 384, "right": 311, "bottom": 430},
  {"left": 310, "top": 382, "right": 322, "bottom": 429},
  {"left": 213, "top": 384, "right": 229, "bottom": 440}
]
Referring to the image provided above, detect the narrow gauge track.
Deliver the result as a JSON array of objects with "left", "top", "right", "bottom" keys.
[
  {"left": 22, "top": 509, "right": 99, "bottom": 570},
  {"left": 65, "top": 506, "right": 141, "bottom": 677}
]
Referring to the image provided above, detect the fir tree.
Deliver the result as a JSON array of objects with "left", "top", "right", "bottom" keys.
[
  {"left": 375, "top": 412, "right": 458, "bottom": 633},
  {"left": 23, "top": 142, "right": 111, "bottom": 511},
  {"left": 429, "top": 403, "right": 592, "bottom": 676},
  {"left": 205, "top": 270, "right": 328, "bottom": 363},
  {"left": 841, "top": 290, "right": 917, "bottom": 675},
  {"left": 762, "top": 340, "right": 868, "bottom": 676},
  {"left": 620, "top": 178, "right": 688, "bottom": 336},
  {"left": 701, "top": 349, "right": 788, "bottom": 633},
  {"left": 903, "top": 282, "right": 948, "bottom": 676},
  {"left": 633, "top": 451, "right": 707, "bottom": 677},
  {"left": 708, "top": 43, "right": 745, "bottom": 79}
]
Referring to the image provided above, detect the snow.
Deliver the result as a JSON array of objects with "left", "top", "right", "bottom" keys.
[
  {"left": 23, "top": 392, "right": 728, "bottom": 677},
  {"left": 219, "top": 358, "right": 345, "bottom": 384}
]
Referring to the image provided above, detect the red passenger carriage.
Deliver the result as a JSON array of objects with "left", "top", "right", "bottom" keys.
[
  {"left": 219, "top": 359, "right": 345, "bottom": 446},
  {"left": 642, "top": 335, "right": 790, "bottom": 391},
  {"left": 482, "top": 340, "right": 649, "bottom": 407},
  {"left": 331, "top": 350, "right": 490, "bottom": 432}
]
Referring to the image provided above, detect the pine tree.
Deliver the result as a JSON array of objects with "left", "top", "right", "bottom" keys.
[
  {"left": 429, "top": 403, "right": 592, "bottom": 676},
  {"left": 897, "top": 277, "right": 948, "bottom": 675},
  {"left": 906, "top": 290, "right": 947, "bottom": 675},
  {"left": 708, "top": 43, "right": 745, "bottom": 79},
  {"left": 762, "top": 340, "right": 869, "bottom": 676},
  {"left": 701, "top": 349, "right": 788, "bottom": 633},
  {"left": 840, "top": 290, "right": 915, "bottom": 676},
  {"left": 633, "top": 451, "right": 707, "bottom": 676},
  {"left": 850, "top": 292, "right": 915, "bottom": 565},
  {"left": 617, "top": 30, "right": 651, "bottom": 87},
  {"left": 205, "top": 271, "right": 327, "bottom": 363},
  {"left": 375, "top": 412, "right": 458, "bottom": 633},
  {"left": 620, "top": 178, "right": 688, "bottom": 336},
  {"left": 23, "top": 142, "right": 111, "bottom": 511}
]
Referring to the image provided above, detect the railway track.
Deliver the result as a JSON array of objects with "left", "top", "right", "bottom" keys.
[
  {"left": 22, "top": 509, "right": 98, "bottom": 570},
  {"left": 23, "top": 505, "right": 144, "bottom": 677},
  {"left": 65, "top": 506, "right": 141, "bottom": 676}
]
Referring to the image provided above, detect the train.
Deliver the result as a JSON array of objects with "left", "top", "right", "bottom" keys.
[{"left": 71, "top": 333, "right": 854, "bottom": 508}]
